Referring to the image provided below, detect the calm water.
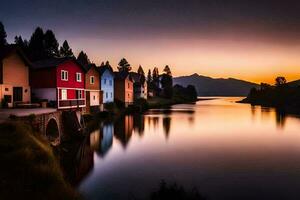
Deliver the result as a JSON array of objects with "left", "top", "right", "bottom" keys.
[{"left": 75, "top": 97, "right": 300, "bottom": 200}]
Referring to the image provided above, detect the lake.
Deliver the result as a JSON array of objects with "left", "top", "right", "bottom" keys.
[{"left": 74, "top": 97, "right": 300, "bottom": 200}]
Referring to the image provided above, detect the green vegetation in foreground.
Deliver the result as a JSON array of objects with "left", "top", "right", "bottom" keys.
[
  {"left": 0, "top": 122, "right": 80, "bottom": 200},
  {"left": 240, "top": 77, "right": 300, "bottom": 114}
]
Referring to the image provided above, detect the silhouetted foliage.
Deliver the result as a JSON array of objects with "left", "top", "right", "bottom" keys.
[
  {"left": 28, "top": 27, "right": 46, "bottom": 60},
  {"left": 118, "top": 58, "right": 131, "bottom": 72},
  {"left": 77, "top": 50, "right": 90, "bottom": 66},
  {"left": 0, "top": 21, "right": 7, "bottom": 48},
  {"left": 173, "top": 84, "right": 198, "bottom": 102},
  {"left": 161, "top": 65, "right": 173, "bottom": 98},
  {"left": 60, "top": 40, "right": 74, "bottom": 57},
  {"left": 44, "top": 30, "right": 59, "bottom": 57},
  {"left": 103, "top": 61, "right": 113, "bottom": 71},
  {"left": 14, "top": 35, "right": 29, "bottom": 55},
  {"left": 138, "top": 65, "right": 146, "bottom": 84},
  {"left": 275, "top": 76, "right": 287, "bottom": 87},
  {"left": 149, "top": 180, "right": 206, "bottom": 200},
  {"left": 242, "top": 77, "right": 300, "bottom": 114}
]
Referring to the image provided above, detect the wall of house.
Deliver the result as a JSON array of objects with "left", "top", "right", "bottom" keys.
[
  {"left": 85, "top": 67, "right": 100, "bottom": 90},
  {"left": 30, "top": 68, "right": 56, "bottom": 88},
  {"left": 89, "top": 91, "right": 100, "bottom": 106},
  {"left": 124, "top": 78, "right": 134, "bottom": 103},
  {"left": 56, "top": 60, "right": 85, "bottom": 89},
  {"left": 100, "top": 70, "right": 114, "bottom": 103},
  {"left": 32, "top": 88, "right": 56, "bottom": 101},
  {"left": 114, "top": 79, "right": 125, "bottom": 102},
  {"left": 2, "top": 53, "right": 29, "bottom": 86},
  {"left": 0, "top": 53, "right": 31, "bottom": 107}
]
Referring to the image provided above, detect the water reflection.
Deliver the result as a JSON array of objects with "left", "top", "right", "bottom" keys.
[{"left": 67, "top": 98, "right": 300, "bottom": 200}]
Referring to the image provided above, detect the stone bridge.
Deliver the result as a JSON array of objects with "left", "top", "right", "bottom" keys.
[{"left": 0, "top": 108, "right": 82, "bottom": 145}]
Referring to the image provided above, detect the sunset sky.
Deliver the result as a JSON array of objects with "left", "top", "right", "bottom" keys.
[{"left": 1, "top": 0, "right": 300, "bottom": 83}]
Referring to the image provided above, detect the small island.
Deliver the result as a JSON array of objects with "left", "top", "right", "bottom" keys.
[{"left": 240, "top": 77, "right": 300, "bottom": 114}]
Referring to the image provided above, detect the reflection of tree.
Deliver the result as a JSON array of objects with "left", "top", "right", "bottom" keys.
[
  {"left": 152, "top": 117, "right": 159, "bottom": 130},
  {"left": 163, "top": 117, "right": 171, "bottom": 139},
  {"left": 133, "top": 114, "right": 145, "bottom": 136},
  {"left": 59, "top": 137, "right": 94, "bottom": 186},
  {"left": 114, "top": 115, "right": 134, "bottom": 148},
  {"left": 276, "top": 109, "right": 286, "bottom": 129}
]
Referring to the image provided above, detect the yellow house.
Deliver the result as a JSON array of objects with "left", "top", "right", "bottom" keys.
[{"left": 0, "top": 45, "right": 31, "bottom": 108}]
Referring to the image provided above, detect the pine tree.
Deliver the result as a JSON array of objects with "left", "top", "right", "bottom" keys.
[
  {"left": 59, "top": 40, "right": 74, "bottom": 57},
  {"left": 161, "top": 65, "right": 173, "bottom": 98},
  {"left": 0, "top": 21, "right": 7, "bottom": 48},
  {"left": 28, "top": 27, "right": 46, "bottom": 61},
  {"left": 44, "top": 30, "right": 59, "bottom": 57},
  {"left": 152, "top": 67, "right": 159, "bottom": 87},
  {"left": 137, "top": 65, "right": 145, "bottom": 75},
  {"left": 147, "top": 69, "right": 152, "bottom": 84},
  {"left": 104, "top": 61, "right": 113, "bottom": 71},
  {"left": 77, "top": 51, "right": 90, "bottom": 66},
  {"left": 163, "top": 65, "right": 172, "bottom": 76},
  {"left": 14, "top": 35, "right": 29, "bottom": 55},
  {"left": 118, "top": 58, "right": 131, "bottom": 72}
]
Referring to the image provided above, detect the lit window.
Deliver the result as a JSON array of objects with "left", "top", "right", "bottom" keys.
[
  {"left": 76, "top": 90, "right": 83, "bottom": 99},
  {"left": 76, "top": 73, "right": 82, "bottom": 82},
  {"left": 90, "top": 76, "right": 95, "bottom": 84},
  {"left": 61, "top": 89, "right": 67, "bottom": 100},
  {"left": 61, "top": 70, "right": 68, "bottom": 81}
]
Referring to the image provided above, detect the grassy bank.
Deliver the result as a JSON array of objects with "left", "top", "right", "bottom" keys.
[
  {"left": 0, "top": 122, "right": 80, "bottom": 200},
  {"left": 147, "top": 96, "right": 197, "bottom": 109}
]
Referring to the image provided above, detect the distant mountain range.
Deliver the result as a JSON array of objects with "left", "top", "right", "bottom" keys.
[{"left": 173, "top": 73, "right": 259, "bottom": 96}]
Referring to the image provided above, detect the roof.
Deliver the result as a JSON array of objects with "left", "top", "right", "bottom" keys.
[
  {"left": 0, "top": 45, "right": 32, "bottom": 66},
  {"left": 129, "top": 72, "right": 141, "bottom": 83},
  {"left": 83, "top": 63, "right": 97, "bottom": 72},
  {"left": 32, "top": 57, "right": 85, "bottom": 71},
  {"left": 97, "top": 65, "right": 114, "bottom": 77},
  {"left": 114, "top": 71, "right": 133, "bottom": 81}
]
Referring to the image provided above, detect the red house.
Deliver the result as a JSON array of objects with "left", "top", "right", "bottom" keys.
[{"left": 30, "top": 57, "right": 86, "bottom": 109}]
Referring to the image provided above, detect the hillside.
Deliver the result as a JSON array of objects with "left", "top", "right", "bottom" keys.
[{"left": 173, "top": 73, "right": 259, "bottom": 96}]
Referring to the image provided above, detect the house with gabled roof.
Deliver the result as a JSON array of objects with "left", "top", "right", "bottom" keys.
[
  {"left": 114, "top": 71, "right": 134, "bottom": 106},
  {"left": 0, "top": 45, "right": 31, "bottom": 108},
  {"left": 98, "top": 65, "right": 114, "bottom": 104},
  {"left": 130, "top": 72, "right": 147, "bottom": 100},
  {"left": 30, "top": 57, "right": 86, "bottom": 109}
]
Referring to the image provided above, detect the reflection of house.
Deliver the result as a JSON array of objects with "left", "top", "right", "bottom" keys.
[
  {"left": 84, "top": 64, "right": 102, "bottom": 113},
  {"left": 0, "top": 45, "right": 31, "bottom": 107},
  {"left": 98, "top": 66, "right": 114, "bottom": 104},
  {"left": 114, "top": 72, "right": 134, "bottom": 106},
  {"left": 114, "top": 115, "right": 134, "bottom": 148},
  {"left": 90, "top": 123, "right": 114, "bottom": 157},
  {"left": 30, "top": 57, "right": 86, "bottom": 109},
  {"left": 130, "top": 72, "right": 147, "bottom": 100}
]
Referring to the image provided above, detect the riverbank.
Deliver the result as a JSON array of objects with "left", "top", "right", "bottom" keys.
[{"left": 0, "top": 122, "right": 80, "bottom": 200}]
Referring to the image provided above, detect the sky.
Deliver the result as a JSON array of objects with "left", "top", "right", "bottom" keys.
[{"left": 1, "top": 0, "right": 300, "bottom": 83}]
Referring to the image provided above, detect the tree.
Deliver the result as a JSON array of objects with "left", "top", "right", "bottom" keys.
[
  {"left": 161, "top": 65, "right": 173, "bottom": 98},
  {"left": 77, "top": 51, "right": 90, "bottom": 66},
  {"left": 104, "top": 61, "right": 113, "bottom": 71},
  {"left": 163, "top": 65, "right": 172, "bottom": 76},
  {"left": 0, "top": 21, "right": 7, "bottom": 48},
  {"left": 118, "top": 58, "right": 131, "bottom": 72},
  {"left": 14, "top": 35, "right": 29, "bottom": 55},
  {"left": 28, "top": 27, "right": 46, "bottom": 61},
  {"left": 59, "top": 40, "right": 74, "bottom": 57},
  {"left": 44, "top": 30, "right": 59, "bottom": 57},
  {"left": 137, "top": 65, "right": 145, "bottom": 76},
  {"left": 152, "top": 67, "right": 159, "bottom": 87},
  {"left": 147, "top": 69, "right": 152, "bottom": 84},
  {"left": 275, "top": 76, "right": 287, "bottom": 87}
]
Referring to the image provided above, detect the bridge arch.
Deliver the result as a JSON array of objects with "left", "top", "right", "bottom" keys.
[{"left": 45, "top": 117, "right": 60, "bottom": 145}]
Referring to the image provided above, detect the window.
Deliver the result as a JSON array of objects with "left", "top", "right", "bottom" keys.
[
  {"left": 106, "top": 92, "right": 108, "bottom": 98},
  {"left": 61, "top": 70, "right": 68, "bottom": 81},
  {"left": 128, "top": 93, "right": 130, "bottom": 98},
  {"left": 128, "top": 83, "right": 130, "bottom": 88},
  {"left": 76, "top": 73, "right": 82, "bottom": 82},
  {"left": 110, "top": 92, "right": 112, "bottom": 98},
  {"left": 90, "top": 76, "right": 95, "bottom": 84},
  {"left": 109, "top": 79, "right": 112, "bottom": 86},
  {"left": 61, "top": 89, "right": 67, "bottom": 100},
  {"left": 76, "top": 90, "right": 83, "bottom": 99},
  {"left": 93, "top": 95, "right": 96, "bottom": 100},
  {"left": 104, "top": 78, "right": 107, "bottom": 85}
]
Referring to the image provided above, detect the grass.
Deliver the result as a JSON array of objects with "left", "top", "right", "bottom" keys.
[{"left": 0, "top": 122, "right": 80, "bottom": 200}]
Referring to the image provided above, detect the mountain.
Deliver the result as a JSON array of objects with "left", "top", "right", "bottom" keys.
[
  {"left": 288, "top": 79, "right": 300, "bottom": 87},
  {"left": 173, "top": 73, "right": 259, "bottom": 96}
]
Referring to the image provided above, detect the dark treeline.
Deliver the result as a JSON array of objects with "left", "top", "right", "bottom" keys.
[{"left": 241, "top": 76, "right": 300, "bottom": 113}]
